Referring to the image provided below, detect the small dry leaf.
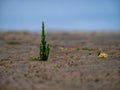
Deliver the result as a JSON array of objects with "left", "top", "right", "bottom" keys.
[{"left": 98, "top": 52, "right": 108, "bottom": 59}]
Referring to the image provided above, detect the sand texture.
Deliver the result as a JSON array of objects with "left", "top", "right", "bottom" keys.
[{"left": 0, "top": 32, "right": 120, "bottom": 90}]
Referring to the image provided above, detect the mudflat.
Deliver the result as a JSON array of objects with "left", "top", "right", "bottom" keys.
[{"left": 0, "top": 32, "right": 120, "bottom": 90}]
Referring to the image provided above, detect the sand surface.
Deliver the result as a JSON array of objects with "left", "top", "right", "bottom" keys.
[{"left": 0, "top": 32, "right": 120, "bottom": 90}]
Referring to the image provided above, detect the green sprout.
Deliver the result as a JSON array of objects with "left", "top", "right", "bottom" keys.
[
  {"left": 39, "top": 21, "right": 50, "bottom": 61},
  {"left": 30, "top": 21, "right": 50, "bottom": 61}
]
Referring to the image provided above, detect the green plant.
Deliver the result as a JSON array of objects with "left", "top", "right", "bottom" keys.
[
  {"left": 30, "top": 21, "right": 50, "bottom": 61},
  {"left": 39, "top": 21, "right": 50, "bottom": 61},
  {"left": 81, "top": 47, "right": 93, "bottom": 51},
  {"left": 7, "top": 41, "right": 21, "bottom": 45}
]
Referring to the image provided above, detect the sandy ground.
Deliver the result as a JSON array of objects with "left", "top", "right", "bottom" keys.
[{"left": 0, "top": 31, "right": 120, "bottom": 90}]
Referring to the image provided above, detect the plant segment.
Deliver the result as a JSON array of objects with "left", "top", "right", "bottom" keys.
[{"left": 39, "top": 21, "right": 50, "bottom": 61}]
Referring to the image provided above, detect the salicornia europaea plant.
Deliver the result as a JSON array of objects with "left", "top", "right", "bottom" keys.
[{"left": 39, "top": 21, "right": 50, "bottom": 61}]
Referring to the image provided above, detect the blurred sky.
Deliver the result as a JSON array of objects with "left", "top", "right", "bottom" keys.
[{"left": 0, "top": 0, "right": 120, "bottom": 32}]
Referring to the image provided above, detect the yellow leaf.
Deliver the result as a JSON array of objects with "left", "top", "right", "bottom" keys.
[{"left": 98, "top": 52, "right": 108, "bottom": 59}]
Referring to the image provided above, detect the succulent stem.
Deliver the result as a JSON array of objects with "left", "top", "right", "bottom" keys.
[{"left": 39, "top": 21, "right": 50, "bottom": 61}]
